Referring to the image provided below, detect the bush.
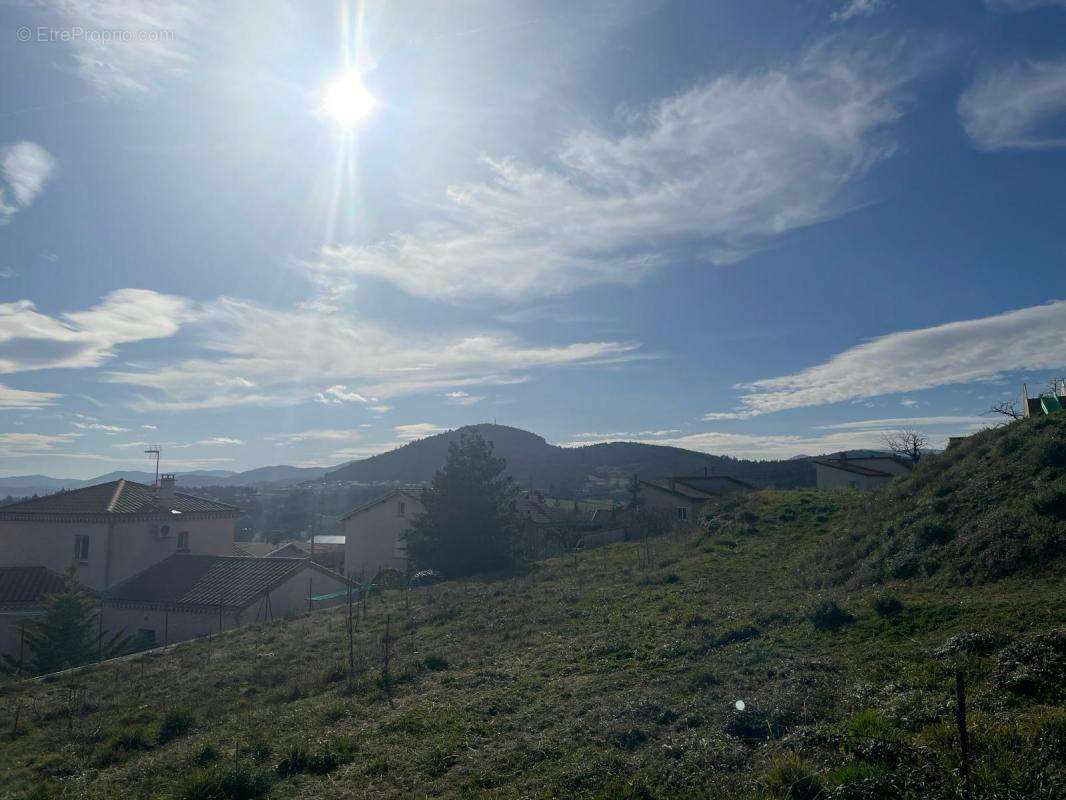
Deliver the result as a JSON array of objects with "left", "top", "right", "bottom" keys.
[
  {"left": 871, "top": 594, "right": 904, "bottom": 618},
  {"left": 157, "top": 709, "right": 195, "bottom": 744},
  {"left": 423, "top": 655, "right": 450, "bottom": 671},
  {"left": 195, "top": 743, "right": 220, "bottom": 766},
  {"left": 276, "top": 744, "right": 340, "bottom": 778},
  {"left": 806, "top": 599, "right": 854, "bottom": 632},
  {"left": 761, "top": 753, "right": 825, "bottom": 800},
  {"left": 112, "top": 728, "right": 151, "bottom": 751},
  {"left": 178, "top": 765, "right": 272, "bottom": 800}
]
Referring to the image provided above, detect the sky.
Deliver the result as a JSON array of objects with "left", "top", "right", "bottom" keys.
[{"left": 1, "top": 0, "right": 1066, "bottom": 479}]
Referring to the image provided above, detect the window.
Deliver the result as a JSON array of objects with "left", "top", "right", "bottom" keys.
[
  {"left": 398, "top": 501, "right": 406, "bottom": 516},
  {"left": 676, "top": 506, "right": 689, "bottom": 522},
  {"left": 73, "top": 534, "right": 90, "bottom": 562},
  {"left": 176, "top": 531, "right": 190, "bottom": 552}
]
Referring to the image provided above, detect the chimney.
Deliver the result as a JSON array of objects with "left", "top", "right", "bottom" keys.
[{"left": 158, "top": 473, "right": 176, "bottom": 502}]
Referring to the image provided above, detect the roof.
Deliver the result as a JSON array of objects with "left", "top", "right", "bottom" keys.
[
  {"left": 812, "top": 460, "right": 895, "bottom": 478},
  {"left": 0, "top": 566, "right": 85, "bottom": 606},
  {"left": 0, "top": 479, "right": 240, "bottom": 519},
  {"left": 640, "top": 475, "right": 754, "bottom": 500},
  {"left": 515, "top": 493, "right": 571, "bottom": 526},
  {"left": 342, "top": 487, "right": 423, "bottom": 521},
  {"left": 105, "top": 554, "right": 343, "bottom": 610},
  {"left": 233, "top": 541, "right": 285, "bottom": 557}
]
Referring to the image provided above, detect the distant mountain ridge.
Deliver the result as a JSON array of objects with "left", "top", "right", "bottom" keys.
[
  {"left": 0, "top": 465, "right": 330, "bottom": 499},
  {"left": 323, "top": 424, "right": 814, "bottom": 494}
]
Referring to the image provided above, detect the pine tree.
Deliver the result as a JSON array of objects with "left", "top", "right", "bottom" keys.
[
  {"left": 20, "top": 575, "right": 127, "bottom": 676},
  {"left": 626, "top": 473, "right": 645, "bottom": 510},
  {"left": 405, "top": 430, "right": 521, "bottom": 577}
]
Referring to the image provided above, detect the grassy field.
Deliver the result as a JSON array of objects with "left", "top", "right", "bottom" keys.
[{"left": 1, "top": 488, "right": 1063, "bottom": 799}]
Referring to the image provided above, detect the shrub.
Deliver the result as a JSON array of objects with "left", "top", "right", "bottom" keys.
[
  {"left": 276, "top": 744, "right": 340, "bottom": 777},
  {"left": 195, "top": 743, "right": 220, "bottom": 766},
  {"left": 112, "top": 727, "right": 151, "bottom": 751},
  {"left": 157, "top": 708, "right": 195, "bottom": 744},
  {"left": 1033, "top": 438, "right": 1066, "bottom": 470},
  {"left": 179, "top": 765, "right": 272, "bottom": 800},
  {"left": 871, "top": 594, "right": 904, "bottom": 618},
  {"left": 761, "top": 753, "right": 825, "bottom": 800},
  {"left": 806, "top": 599, "right": 854, "bottom": 632},
  {"left": 711, "top": 624, "right": 761, "bottom": 647},
  {"left": 423, "top": 654, "right": 450, "bottom": 671},
  {"left": 691, "top": 670, "right": 720, "bottom": 689}
]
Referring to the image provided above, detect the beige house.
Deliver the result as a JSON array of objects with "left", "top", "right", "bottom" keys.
[
  {"left": 640, "top": 475, "right": 753, "bottom": 525},
  {"left": 343, "top": 488, "right": 423, "bottom": 579},
  {"left": 813, "top": 455, "right": 913, "bottom": 490},
  {"left": 102, "top": 554, "right": 349, "bottom": 648},
  {"left": 0, "top": 476, "right": 240, "bottom": 592}
]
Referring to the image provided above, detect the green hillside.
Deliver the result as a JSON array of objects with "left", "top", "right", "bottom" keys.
[
  {"left": 2, "top": 484, "right": 1063, "bottom": 798},
  {"left": 323, "top": 424, "right": 814, "bottom": 495},
  {"left": 816, "top": 414, "right": 1066, "bottom": 587}
]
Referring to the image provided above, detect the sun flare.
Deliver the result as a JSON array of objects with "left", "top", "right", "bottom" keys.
[{"left": 320, "top": 70, "right": 377, "bottom": 130}]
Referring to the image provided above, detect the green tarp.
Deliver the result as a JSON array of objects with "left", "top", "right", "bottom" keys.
[{"left": 1041, "top": 395, "right": 1063, "bottom": 414}]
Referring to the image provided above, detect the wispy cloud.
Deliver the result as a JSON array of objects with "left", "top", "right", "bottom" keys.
[
  {"left": 814, "top": 416, "right": 989, "bottom": 431},
  {"left": 832, "top": 0, "right": 887, "bottom": 22},
  {"left": 984, "top": 0, "right": 1066, "bottom": 10},
  {"left": 1, "top": 142, "right": 56, "bottom": 222},
  {"left": 49, "top": 0, "right": 203, "bottom": 96},
  {"left": 104, "top": 296, "right": 636, "bottom": 411},
  {"left": 271, "top": 428, "right": 363, "bottom": 444},
  {"left": 568, "top": 429, "right": 682, "bottom": 442},
  {"left": 443, "top": 391, "right": 484, "bottom": 406},
  {"left": 307, "top": 40, "right": 905, "bottom": 301},
  {"left": 0, "top": 431, "right": 81, "bottom": 455},
  {"left": 0, "top": 288, "right": 191, "bottom": 374},
  {"left": 197, "top": 436, "right": 243, "bottom": 446},
  {"left": 0, "top": 384, "right": 61, "bottom": 410},
  {"left": 958, "top": 59, "right": 1066, "bottom": 150},
  {"left": 73, "top": 420, "right": 129, "bottom": 433},
  {"left": 705, "top": 301, "right": 1066, "bottom": 418},
  {"left": 395, "top": 423, "right": 446, "bottom": 441}
]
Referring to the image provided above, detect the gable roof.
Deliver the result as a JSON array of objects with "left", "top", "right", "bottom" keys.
[
  {"left": 342, "top": 487, "right": 423, "bottom": 521},
  {"left": 812, "top": 459, "right": 894, "bottom": 478},
  {"left": 232, "top": 541, "right": 286, "bottom": 557},
  {"left": 104, "top": 554, "right": 344, "bottom": 610},
  {"left": 640, "top": 475, "right": 753, "bottom": 500},
  {"left": 0, "top": 479, "right": 240, "bottom": 519},
  {"left": 0, "top": 566, "right": 84, "bottom": 606}
]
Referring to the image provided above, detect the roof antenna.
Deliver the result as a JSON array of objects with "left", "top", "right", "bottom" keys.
[{"left": 145, "top": 445, "right": 161, "bottom": 486}]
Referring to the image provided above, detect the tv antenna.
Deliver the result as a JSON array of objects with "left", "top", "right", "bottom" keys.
[{"left": 145, "top": 445, "right": 162, "bottom": 486}]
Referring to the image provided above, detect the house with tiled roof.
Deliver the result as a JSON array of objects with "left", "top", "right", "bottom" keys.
[
  {"left": 0, "top": 475, "right": 240, "bottom": 593},
  {"left": 0, "top": 565, "right": 82, "bottom": 663},
  {"left": 812, "top": 454, "right": 913, "bottom": 490},
  {"left": 100, "top": 554, "right": 349, "bottom": 647},
  {"left": 343, "top": 487, "right": 425, "bottom": 579},
  {"left": 640, "top": 474, "right": 753, "bottom": 525}
]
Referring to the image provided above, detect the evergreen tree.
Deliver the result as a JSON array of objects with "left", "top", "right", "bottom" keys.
[
  {"left": 19, "top": 575, "right": 128, "bottom": 676},
  {"left": 405, "top": 430, "right": 521, "bottom": 577},
  {"left": 626, "top": 473, "right": 645, "bottom": 510}
]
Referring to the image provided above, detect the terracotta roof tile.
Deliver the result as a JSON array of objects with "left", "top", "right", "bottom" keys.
[
  {"left": 105, "top": 554, "right": 317, "bottom": 609},
  {"left": 0, "top": 479, "right": 240, "bottom": 517}
]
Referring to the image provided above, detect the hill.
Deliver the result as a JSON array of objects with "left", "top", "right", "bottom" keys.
[
  {"left": 2, "top": 488, "right": 1062, "bottom": 799},
  {"left": 323, "top": 423, "right": 813, "bottom": 494},
  {"left": 816, "top": 413, "right": 1066, "bottom": 587}
]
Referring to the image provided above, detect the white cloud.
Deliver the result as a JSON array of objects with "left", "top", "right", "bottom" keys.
[
  {"left": 395, "top": 423, "right": 446, "bottom": 441},
  {"left": 900, "top": 398, "right": 918, "bottom": 407},
  {"left": 0, "top": 142, "right": 57, "bottom": 222},
  {"left": 105, "top": 296, "right": 636, "bottom": 411},
  {"left": 444, "top": 391, "right": 484, "bottom": 406},
  {"left": 0, "top": 288, "right": 192, "bottom": 374},
  {"left": 832, "top": 0, "right": 886, "bottom": 22},
  {"left": 271, "top": 428, "right": 362, "bottom": 444},
  {"left": 73, "top": 421, "right": 129, "bottom": 433},
  {"left": 315, "top": 385, "right": 370, "bottom": 405},
  {"left": 142, "top": 424, "right": 157, "bottom": 429},
  {"left": 198, "top": 436, "right": 243, "bottom": 446},
  {"left": 49, "top": 0, "right": 202, "bottom": 96},
  {"left": 958, "top": 59, "right": 1066, "bottom": 150},
  {"left": 0, "top": 384, "right": 61, "bottom": 410},
  {"left": 569, "top": 429, "right": 682, "bottom": 441},
  {"left": 705, "top": 300, "right": 1066, "bottom": 418},
  {"left": 0, "top": 432, "right": 81, "bottom": 455},
  {"left": 306, "top": 40, "right": 904, "bottom": 301},
  {"left": 814, "top": 416, "right": 989, "bottom": 431}
]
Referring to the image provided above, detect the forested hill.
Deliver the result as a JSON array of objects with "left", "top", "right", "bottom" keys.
[{"left": 323, "top": 424, "right": 813, "bottom": 494}]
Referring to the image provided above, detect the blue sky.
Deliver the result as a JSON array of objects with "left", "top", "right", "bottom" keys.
[{"left": 2, "top": 0, "right": 1066, "bottom": 478}]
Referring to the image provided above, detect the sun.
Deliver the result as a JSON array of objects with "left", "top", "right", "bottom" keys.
[{"left": 320, "top": 70, "right": 377, "bottom": 130}]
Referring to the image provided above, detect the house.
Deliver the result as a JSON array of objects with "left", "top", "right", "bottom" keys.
[
  {"left": 640, "top": 475, "right": 753, "bottom": 524},
  {"left": 0, "top": 475, "right": 240, "bottom": 592},
  {"left": 343, "top": 488, "right": 424, "bottom": 580},
  {"left": 0, "top": 565, "right": 75, "bottom": 663},
  {"left": 235, "top": 537, "right": 346, "bottom": 573},
  {"left": 101, "top": 554, "right": 350, "bottom": 648},
  {"left": 812, "top": 454, "right": 913, "bottom": 490}
]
